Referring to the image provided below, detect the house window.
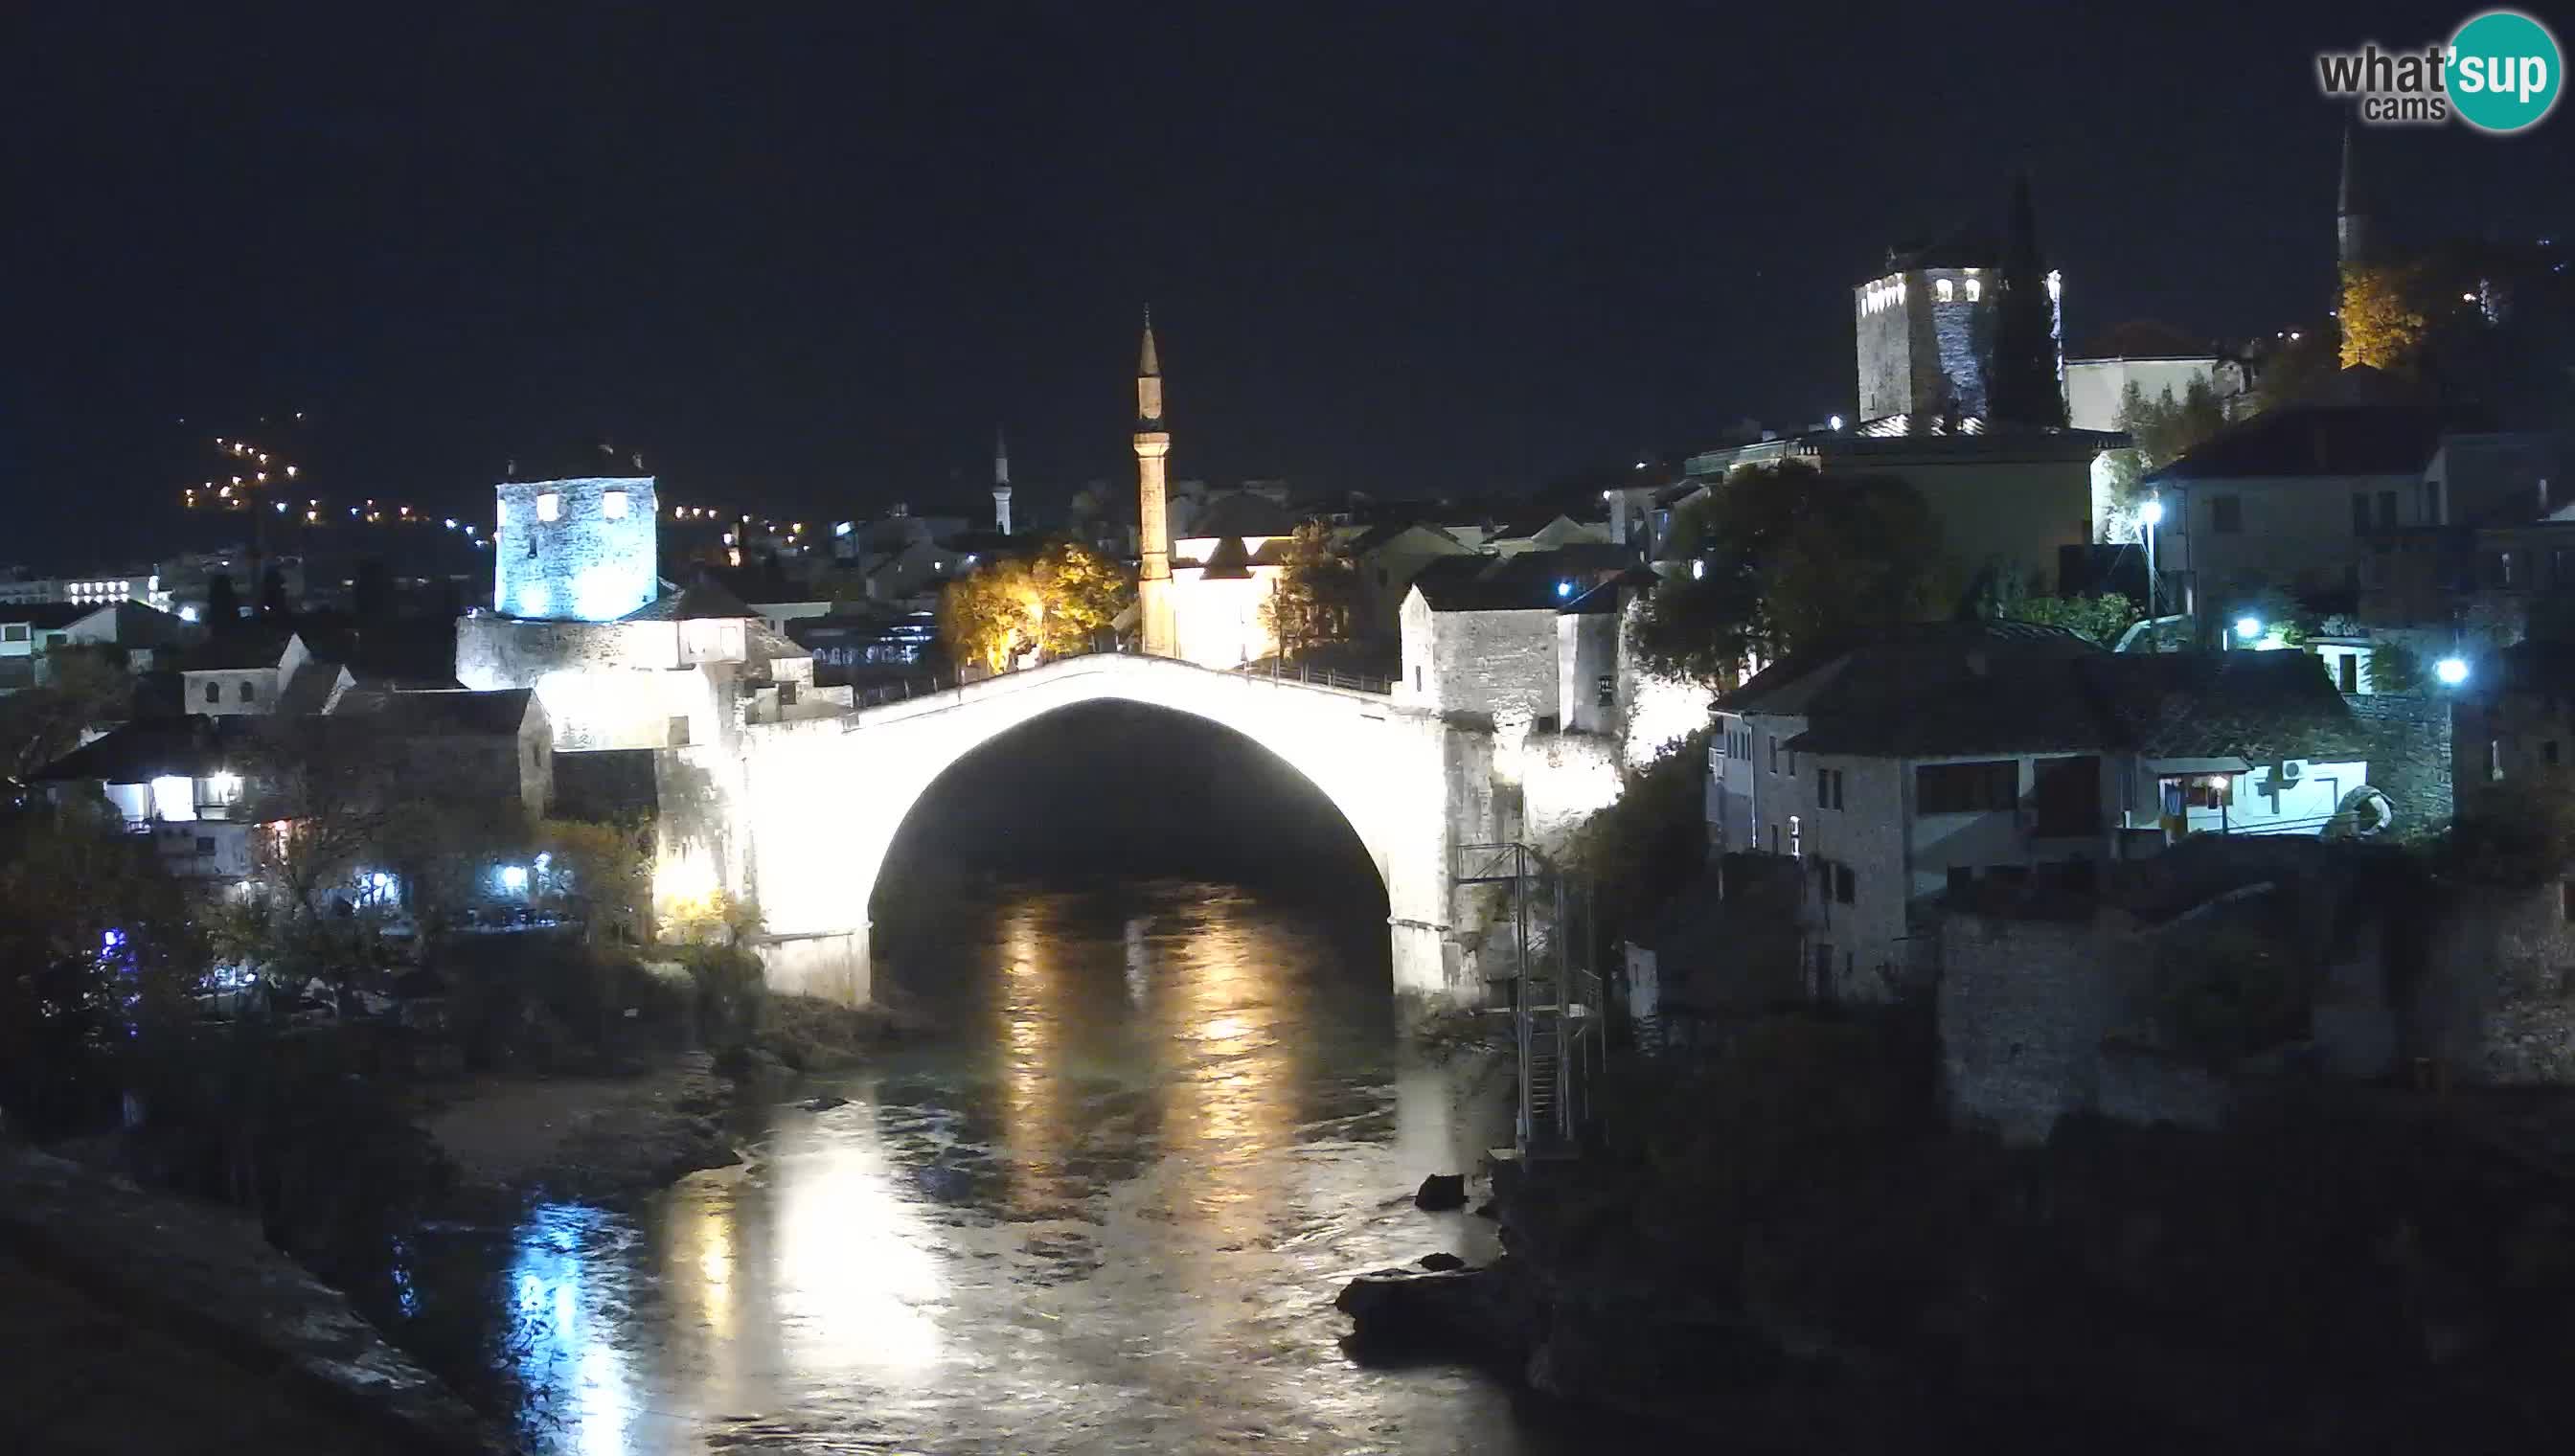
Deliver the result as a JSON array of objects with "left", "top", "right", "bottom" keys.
[
  {"left": 1935, "top": 278, "right": 1955, "bottom": 302},
  {"left": 2425, "top": 480, "right": 2443, "bottom": 523},
  {"left": 1, "top": 623, "right": 24, "bottom": 643},
  {"left": 195, "top": 836, "right": 216, "bottom": 855},
  {"left": 2338, "top": 653, "right": 2359, "bottom": 694},
  {"left": 1816, "top": 767, "right": 1844, "bottom": 809},
  {"left": 1915, "top": 760, "right": 2018, "bottom": 814},
  {"left": 1789, "top": 814, "right": 1802, "bottom": 858},
  {"left": 238, "top": 680, "right": 257, "bottom": 703},
  {"left": 2160, "top": 773, "right": 2234, "bottom": 810},
  {"left": 670, "top": 715, "right": 693, "bottom": 747},
  {"left": 536, "top": 491, "right": 562, "bottom": 522},
  {"left": 203, "top": 680, "right": 219, "bottom": 704},
  {"left": 2490, "top": 739, "right": 2503, "bottom": 782},
  {"left": 2351, "top": 492, "right": 2370, "bottom": 532},
  {"left": 1768, "top": 736, "right": 1778, "bottom": 773},
  {"left": 1965, "top": 278, "right": 1982, "bottom": 302},
  {"left": 1413, "top": 667, "right": 1424, "bottom": 692},
  {"left": 1834, "top": 862, "right": 1855, "bottom": 904},
  {"left": 602, "top": 489, "right": 628, "bottom": 520},
  {"left": 2378, "top": 490, "right": 2399, "bottom": 528},
  {"left": 2209, "top": 495, "right": 2243, "bottom": 535},
  {"left": 1596, "top": 673, "right": 1615, "bottom": 708}
]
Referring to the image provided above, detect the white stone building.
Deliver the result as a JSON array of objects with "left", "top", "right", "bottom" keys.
[{"left": 1712, "top": 625, "right": 2371, "bottom": 1002}]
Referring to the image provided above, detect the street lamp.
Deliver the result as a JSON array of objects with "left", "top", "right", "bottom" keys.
[
  {"left": 2138, "top": 496, "right": 2164, "bottom": 646},
  {"left": 2435, "top": 655, "right": 2470, "bottom": 686},
  {"left": 2235, "top": 616, "right": 2264, "bottom": 643}
]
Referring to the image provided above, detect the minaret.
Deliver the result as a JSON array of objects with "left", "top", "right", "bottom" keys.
[
  {"left": 2336, "top": 124, "right": 2369, "bottom": 269},
  {"left": 991, "top": 426, "right": 1014, "bottom": 535},
  {"left": 1133, "top": 309, "right": 1176, "bottom": 657}
]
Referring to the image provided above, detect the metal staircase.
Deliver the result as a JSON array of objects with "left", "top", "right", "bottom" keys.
[{"left": 1457, "top": 841, "right": 1604, "bottom": 1158}]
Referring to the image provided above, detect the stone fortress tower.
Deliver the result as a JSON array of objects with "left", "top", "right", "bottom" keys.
[
  {"left": 1133, "top": 310, "right": 1177, "bottom": 657},
  {"left": 1853, "top": 221, "right": 2062, "bottom": 421},
  {"left": 492, "top": 449, "right": 658, "bottom": 622}
]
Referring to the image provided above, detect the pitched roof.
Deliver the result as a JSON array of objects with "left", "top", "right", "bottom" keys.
[
  {"left": 2145, "top": 399, "right": 2491, "bottom": 484},
  {"left": 1186, "top": 491, "right": 1299, "bottom": 540},
  {"left": 1745, "top": 628, "right": 2365, "bottom": 763},
  {"left": 622, "top": 578, "right": 757, "bottom": 622},
  {"left": 0, "top": 603, "right": 90, "bottom": 630},
  {"left": 176, "top": 626, "right": 297, "bottom": 671},
  {"left": 1409, "top": 554, "right": 1565, "bottom": 612},
  {"left": 329, "top": 687, "right": 536, "bottom": 736},
  {"left": 1196, "top": 535, "right": 1256, "bottom": 580},
  {"left": 32, "top": 716, "right": 265, "bottom": 784}
]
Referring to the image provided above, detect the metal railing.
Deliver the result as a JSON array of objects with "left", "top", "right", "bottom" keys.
[
  {"left": 1458, "top": 840, "right": 1606, "bottom": 1158},
  {"left": 1229, "top": 660, "right": 1394, "bottom": 694}
]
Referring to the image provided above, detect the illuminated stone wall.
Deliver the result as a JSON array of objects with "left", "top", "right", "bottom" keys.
[
  {"left": 738, "top": 653, "right": 1511, "bottom": 1013},
  {"left": 493, "top": 475, "right": 658, "bottom": 623}
]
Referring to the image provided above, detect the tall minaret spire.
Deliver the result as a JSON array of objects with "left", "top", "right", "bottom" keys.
[
  {"left": 2336, "top": 124, "right": 2368, "bottom": 269},
  {"left": 991, "top": 425, "right": 1014, "bottom": 535},
  {"left": 1133, "top": 307, "right": 1176, "bottom": 657}
]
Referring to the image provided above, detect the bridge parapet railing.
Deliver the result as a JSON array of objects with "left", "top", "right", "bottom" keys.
[{"left": 1227, "top": 661, "right": 1393, "bottom": 694}]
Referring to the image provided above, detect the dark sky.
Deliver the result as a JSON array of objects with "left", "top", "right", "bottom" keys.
[{"left": 7, "top": 2, "right": 2569, "bottom": 563}]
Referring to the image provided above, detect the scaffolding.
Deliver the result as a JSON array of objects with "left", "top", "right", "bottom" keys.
[{"left": 1456, "top": 841, "right": 1605, "bottom": 1158}]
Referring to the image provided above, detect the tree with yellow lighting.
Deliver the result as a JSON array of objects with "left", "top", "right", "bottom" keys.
[
  {"left": 2339, "top": 262, "right": 2428, "bottom": 372},
  {"left": 939, "top": 541, "right": 1131, "bottom": 672}
]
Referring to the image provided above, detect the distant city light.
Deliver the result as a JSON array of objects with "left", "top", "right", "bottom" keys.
[
  {"left": 2435, "top": 655, "right": 2471, "bottom": 686},
  {"left": 2234, "top": 616, "right": 2263, "bottom": 641}
]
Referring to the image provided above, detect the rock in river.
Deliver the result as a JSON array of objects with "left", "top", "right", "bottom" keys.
[{"left": 1413, "top": 1172, "right": 1468, "bottom": 1211}]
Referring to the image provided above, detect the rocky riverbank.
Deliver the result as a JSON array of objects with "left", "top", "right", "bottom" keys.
[
  {"left": 421, "top": 1051, "right": 741, "bottom": 1204},
  {"left": 0, "top": 1147, "right": 513, "bottom": 1456}
]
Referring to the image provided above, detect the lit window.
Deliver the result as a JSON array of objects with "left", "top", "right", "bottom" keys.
[
  {"left": 603, "top": 490, "right": 629, "bottom": 520},
  {"left": 1965, "top": 278, "right": 1983, "bottom": 302},
  {"left": 1936, "top": 278, "right": 1955, "bottom": 303},
  {"left": 536, "top": 492, "right": 562, "bottom": 522}
]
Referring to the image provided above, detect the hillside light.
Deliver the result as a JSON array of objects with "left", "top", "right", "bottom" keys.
[
  {"left": 1829, "top": 414, "right": 1845, "bottom": 431},
  {"left": 2436, "top": 655, "right": 2471, "bottom": 686},
  {"left": 1556, "top": 580, "right": 1575, "bottom": 599},
  {"left": 2235, "top": 616, "right": 2264, "bottom": 642}
]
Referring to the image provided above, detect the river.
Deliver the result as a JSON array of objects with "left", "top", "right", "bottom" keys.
[{"left": 392, "top": 878, "right": 1618, "bottom": 1455}]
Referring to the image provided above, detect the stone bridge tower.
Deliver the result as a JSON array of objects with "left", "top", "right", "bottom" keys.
[{"left": 1134, "top": 311, "right": 1177, "bottom": 657}]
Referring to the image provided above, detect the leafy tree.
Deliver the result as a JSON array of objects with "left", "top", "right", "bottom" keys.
[
  {"left": 536, "top": 817, "right": 654, "bottom": 947},
  {"left": 2119, "top": 376, "right": 2228, "bottom": 470},
  {"left": 1030, "top": 538, "right": 1130, "bottom": 659},
  {"left": 1984, "top": 173, "right": 2067, "bottom": 428},
  {"left": 1633, "top": 463, "right": 1954, "bottom": 685},
  {"left": 2362, "top": 640, "right": 2426, "bottom": 693},
  {"left": 1259, "top": 521, "right": 1359, "bottom": 661},
  {"left": 2245, "top": 329, "right": 2340, "bottom": 417},
  {"left": 1996, "top": 589, "right": 2140, "bottom": 647},
  {"left": 938, "top": 557, "right": 1040, "bottom": 673},
  {"left": 258, "top": 564, "right": 290, "bottom": 620},
  {"left": 0, "top": 795, "right": 204, "bottom": 1132},
  {"left": 0, "top": 646, "right": 132, "bottom": 781},
  {"left": 2339, "top": 262, "right": 2429, "bottom": 372},
  {"left": 939, "top": 540, "right": 1131, "bottom": 671},
  {"left": 204, "top": 572, "right": 240, "bottom": 625}
]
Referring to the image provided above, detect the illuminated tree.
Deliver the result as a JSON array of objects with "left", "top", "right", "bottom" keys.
[
  {"left": 938, "top": 557, "right": 1042, "bottom": 673},
  {"left": 1633, "top": 463, "right": 1953, "bottom": 685},
  {"left": 1259, "top": 521, "right": 1359, "bottom": 662},
  {"left": 1030, "top": 539, "right": 1131, "bottom": 659},
  {"left": 2339, "top": 262, "right": 2428, "bottom": 372}
]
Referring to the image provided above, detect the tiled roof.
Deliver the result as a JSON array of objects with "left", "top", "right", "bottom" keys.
[
  {"left": 1755, "top": 629, "right": 2366, "bottom": 763},
  {"left": 32, "top": 716, "right": 263, "bottom": 784},
  {"left": 329, "top": 687, "right": 536, "bottom": 737},
  {"left": 2145, "top": 399, "right": 2491, "bottom": 484},
  {"left": 176, "top": 626, "right": 296, "bottom": 672},
  {"left": 622, "top": 579, "right": 757, "bottom": 622}
]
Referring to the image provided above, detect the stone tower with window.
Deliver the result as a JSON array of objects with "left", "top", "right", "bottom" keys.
[
  {"left": 493, "top": 466, "right": 659, "bottom": 622},
  {"left": 1853, "top": 239, "right": 2062, "bottom": 421}
]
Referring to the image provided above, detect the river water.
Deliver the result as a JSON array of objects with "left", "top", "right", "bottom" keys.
[{"left": 398, "top": 879, "right": 1613, "bottom": 1455}]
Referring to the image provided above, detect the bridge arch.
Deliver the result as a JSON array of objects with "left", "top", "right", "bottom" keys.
[{"left": 735, "top": 655, "right": 1482, "bottom": 1012}]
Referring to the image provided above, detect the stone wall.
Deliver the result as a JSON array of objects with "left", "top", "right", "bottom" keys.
[
  {"left": 2347, "top": 691, "right": 2453, "bottom": 835},
  {"left": 2417, "top": 881, "right": 2575, "bottom": 1085},
  {"left": 492, "top": 475, "right": 657, "bottom": 622},
  {"left": 1424, "top": 606, "right": 1561, "bottom": 724},
  {"left": 1937, "top": 910, "right": 2118, "bottom": 1144}
]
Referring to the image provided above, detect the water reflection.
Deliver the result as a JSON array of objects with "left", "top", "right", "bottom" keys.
[{"left": 441, "top": 881, "right": 1570, "bottom": 1455}]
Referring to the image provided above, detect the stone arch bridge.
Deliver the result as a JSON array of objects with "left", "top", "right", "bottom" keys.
[{"left": 721, "top": 653, "right": 1592, "bottom": 1016}]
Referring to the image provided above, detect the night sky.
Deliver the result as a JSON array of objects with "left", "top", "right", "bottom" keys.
[{"left": 8, "top": 2, "right": 2569, "bottom": 563}]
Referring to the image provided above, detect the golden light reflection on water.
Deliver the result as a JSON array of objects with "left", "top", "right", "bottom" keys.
[{"left": 1151, "top": 900, "right": 1304, "bottom": 1251}]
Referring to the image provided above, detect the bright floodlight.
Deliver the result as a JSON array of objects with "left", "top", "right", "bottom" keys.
[
  {"left": 2235, "top": 616, "right": 2263, "bottom": 641},
  {"left": 1556, "top": 580, "right": 1574, "bottom": 599},
  {"left": 1829, "top": 414, "right": 1845, "bottom": 431},
  {"left": 499, "top": 864, "right": 529, "bottom": 892},
  {"left": 2435, "top": 656, "right": 2470, "bottom": 686},
  {"left": 2140, "top": 498, "right": 2165, "bottom": 527}
]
